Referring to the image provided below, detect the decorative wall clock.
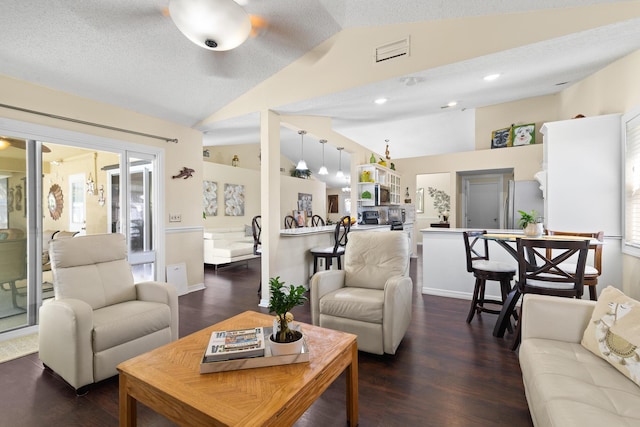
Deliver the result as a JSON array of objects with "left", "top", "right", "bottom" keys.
[{"left": 48, "top": 183, "right": 64, "bottom": 220}]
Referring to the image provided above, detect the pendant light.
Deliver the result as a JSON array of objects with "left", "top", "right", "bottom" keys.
[
  {"left": 168, "top": 0, "right": 252, "bottom": 51},
  {"left": 295, "top": 130, "right": 308, "bottom": 170},
  {"left": 336, "top": 147, "right": 345, "bottom": 178},
  {"left": 318, "top": 139, "right": 328, "bottom": 175}
]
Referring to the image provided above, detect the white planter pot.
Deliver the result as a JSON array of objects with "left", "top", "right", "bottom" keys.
[
  {"left": 523, "top": 223, "right": 544, "bottom": 237},
  {"left": 269, "top": 334, "right": 304, "bottom": 356}
]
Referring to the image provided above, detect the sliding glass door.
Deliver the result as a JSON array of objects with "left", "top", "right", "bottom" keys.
[{"left": 0, "top": 119, "right": 163, "bottom": 336}]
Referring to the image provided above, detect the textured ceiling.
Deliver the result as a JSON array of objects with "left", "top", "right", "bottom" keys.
[{"left": 1, "top": 1, "right": 640, "bottom": 188}]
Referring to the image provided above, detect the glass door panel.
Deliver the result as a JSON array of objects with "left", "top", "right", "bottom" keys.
[
  {"left": 0, "top": 136, "right": 28, "bottom": 333},
  {"left": 128, "top": 155, "right": 156, "bottom": 282}
]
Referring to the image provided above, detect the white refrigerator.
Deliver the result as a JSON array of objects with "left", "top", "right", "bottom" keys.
[
  {"left": 505, "top": 180, "right": 544, "bottom": 229},
  {"left": 542, "top": 113, "right": 622, "bottom": 293}
]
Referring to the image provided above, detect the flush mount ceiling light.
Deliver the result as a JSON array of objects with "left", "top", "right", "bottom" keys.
[
  {"left": 318, "top": 139, "right": 328, "bottom": 175},
  {"left": 295, "top": 130, "right": 308, "bottom": 171},
  {"left": 169, "top": 0, "right": 252, "bottom": 51},
  {"left": 374, "top": 98, "right": 388, "bottom": 105},
  {"left": 336, "top": 147, "right": 345, "bottom": 178},
  {"left": 483, "top": 73, "right": 501, "bottom": 82}
]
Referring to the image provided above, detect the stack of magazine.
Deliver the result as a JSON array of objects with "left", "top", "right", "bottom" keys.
[{"left": 203, "top": 327, "right": 266, "bottom": 363}]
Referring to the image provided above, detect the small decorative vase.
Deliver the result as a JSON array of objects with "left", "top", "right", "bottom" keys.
[
  {"left": 523, "top": 223, "right": 544, "bottom": 237},
  {"left": 269, "top": 331, "right": 304, "bottom": 356}
]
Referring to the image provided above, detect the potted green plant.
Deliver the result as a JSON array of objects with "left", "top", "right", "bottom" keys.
[
  {"left": 268, "top": 276, "right": 308, "bottom": 355},
  {"left": 518, "top": 210, "right": 544, "bottom": 237}
]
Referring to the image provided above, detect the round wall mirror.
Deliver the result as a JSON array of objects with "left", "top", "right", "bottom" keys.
[{"left": 48, "top": 183, "right": 64, "bottom": 220}]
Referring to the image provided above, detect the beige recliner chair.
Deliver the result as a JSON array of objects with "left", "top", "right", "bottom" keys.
[
  {"left": 310, "top": 231, "right": 412, "bottom": 355},
  {"left": 39, "top": 233, "right": 178, "bottom": 392}
]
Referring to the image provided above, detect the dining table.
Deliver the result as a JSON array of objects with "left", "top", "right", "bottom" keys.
[{"left": 480, "top": 233, "right": 597, "bottom": 338}]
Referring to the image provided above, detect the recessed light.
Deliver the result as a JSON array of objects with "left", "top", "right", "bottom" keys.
[
  {"left": 447, "top": 101, "right": 458, "bottom": 107},
  {"left": 484, "top": 73, "right": 501, "bottom": 81},
  {"left": 374, "top": 98, "right": 388, "bottom": 105}
]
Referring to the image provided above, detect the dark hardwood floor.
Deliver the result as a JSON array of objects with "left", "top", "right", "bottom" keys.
[{"left": 0, "top": 252, "right": 533, "bottom": 426}]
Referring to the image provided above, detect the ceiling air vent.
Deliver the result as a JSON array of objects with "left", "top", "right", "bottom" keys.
[{"left": 375, "top": 37, "right": 410, "bottom": 63}]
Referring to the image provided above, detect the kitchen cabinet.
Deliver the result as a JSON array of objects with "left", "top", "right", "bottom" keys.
[{"left": 357, "top": 163, "right": 400, "bottom": 206}]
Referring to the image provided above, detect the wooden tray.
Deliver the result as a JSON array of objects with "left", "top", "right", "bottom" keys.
[{"left": 200, "top": 331, "right": 310, "bottom": 374}]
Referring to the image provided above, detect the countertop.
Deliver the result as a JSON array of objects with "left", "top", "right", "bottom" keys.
[{"left": 279, "top": 223, "right": 392, "bottom": 236}]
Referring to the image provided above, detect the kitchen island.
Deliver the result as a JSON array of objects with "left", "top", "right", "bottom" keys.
[
  {"left": 421, "top": 228, "right": 521, "bottom": 301},
  {"left": 273, "top": 224, "right": 392, "bottom": 294},
  {"left": 420, "top": 227, "right": 621, "bottom": 302}
]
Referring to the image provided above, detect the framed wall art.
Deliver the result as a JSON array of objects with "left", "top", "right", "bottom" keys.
[
  {"left": 298, "top": 193, "right": 312, "bottom": 217},
  {"left": 328, "top": 194, "right": 339, "bottom": 213},
  {"left": 203, "top": 180, "right": 217, "bottom": 217},
  {"left": 224, "top": 183, "right": 245, "bottom": 216}
]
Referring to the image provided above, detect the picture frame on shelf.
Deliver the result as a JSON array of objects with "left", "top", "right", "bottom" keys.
[
  {"left": 293, "top": 210, "right": 306, "bottom": 227},
  {"left": 491, "top": 127, "right": 511, "bottom": 149},
  {"left": 511, "top": 123, "right": 536, "bottom": 146}
]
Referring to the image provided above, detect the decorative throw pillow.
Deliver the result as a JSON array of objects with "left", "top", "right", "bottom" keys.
[
  {"left": 581, "top": 286, "right": 640, "bottom": 386},
  {"left": 245, "top": 225, "right": 253, "bottom": 237}
]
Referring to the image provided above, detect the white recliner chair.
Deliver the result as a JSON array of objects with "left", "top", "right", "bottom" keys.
[
  {"left": 39, "top": 233, "right": 178, "bottom": 392},
  {"left": 310, "top": 231, "right": 412, "bottom": 355}
]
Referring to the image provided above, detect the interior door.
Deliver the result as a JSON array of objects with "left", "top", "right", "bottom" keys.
[{"left": 465, "top": 178, "right": 501, "bottom": 229}]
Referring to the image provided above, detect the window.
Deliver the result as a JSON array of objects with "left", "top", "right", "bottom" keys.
[{"left": 623, "top": 105, "right": 640, "bottom": 256}]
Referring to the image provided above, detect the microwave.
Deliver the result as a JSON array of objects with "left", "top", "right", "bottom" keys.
[{"left": 375, "top": 185, "right": 391, "bottom": 206}]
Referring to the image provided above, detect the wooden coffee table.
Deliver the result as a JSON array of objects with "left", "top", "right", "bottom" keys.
[{"left": 117, "top": 310, "right": 359, "bottom": 426}]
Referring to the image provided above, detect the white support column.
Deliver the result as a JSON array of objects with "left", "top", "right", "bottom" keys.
[{"left": 259, "top": 109, "right": 281, "bottom": 307}]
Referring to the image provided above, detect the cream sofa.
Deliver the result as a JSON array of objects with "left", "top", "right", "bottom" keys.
[
  {"left": 203, "top": 227, "right": 258, "bottom": 267},
  {"left": 519, "top": 294, "right": 640, "bottom": 426}
]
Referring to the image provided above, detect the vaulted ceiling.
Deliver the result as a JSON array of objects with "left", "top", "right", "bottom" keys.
[{"left": 2, "top": 1, "right": 640, "bottom": 188}]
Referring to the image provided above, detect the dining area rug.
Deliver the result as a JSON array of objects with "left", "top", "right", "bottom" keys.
[{"left": 0, "top": 333, "right": 38, "bottom": 363}]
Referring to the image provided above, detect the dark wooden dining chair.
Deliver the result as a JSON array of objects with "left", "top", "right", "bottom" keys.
[
  {"left": 545, "top": 230, "right": 604, "bottom": 301},
  {"left": 462, "top": 230, "right": 516, "bottom": 326},
  {"left": 310, "top": 216, "right": 350, "bottom": 274},
  {"left": 251, "top": 215, "right": 262, "bottom": 295},
  {"left": 284, "top": 215, "right": 298, "bottom": 229},
  {"left": 510, "top": 237, "right": 589, "bottom": 350},
  {"left": 310, "top": 215, "right": 325, "bottom": 227}
]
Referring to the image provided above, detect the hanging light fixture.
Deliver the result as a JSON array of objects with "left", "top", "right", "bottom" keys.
[
  {"left": 168, "top": 0, "right": 252, "bottom": 51},
  {"left": 336, "top": 147, "right": 345, "bottom": 178},
  {"left": 318, "top": 139, "right": 328, "bottom": 175},
  {"left": 296, "top": 130, "right": 308, "bottom": 170}
]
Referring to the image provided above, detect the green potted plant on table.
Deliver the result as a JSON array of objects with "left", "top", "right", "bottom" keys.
[
  {"left": 268, "top": 276, "right": 308, "bottom": 355},
  {"left": 518, "top": 210, "right": 544, "bottom": 237}
]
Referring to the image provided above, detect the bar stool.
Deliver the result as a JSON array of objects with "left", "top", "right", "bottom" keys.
[
  {"left": 252, "top": 215, "right": 262, "bottom": 295},
  {"left": 311, "top": 215, "right": 325, "bottom": 226},
  {"left": 310, "top": 216, "right": 350, "bottom": 274},
  {"left": 463, "top": 230, "right": 516, "bottom": 324},
  {"left": 284, "top": 215, "right": 298, "bottom": 229}
]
